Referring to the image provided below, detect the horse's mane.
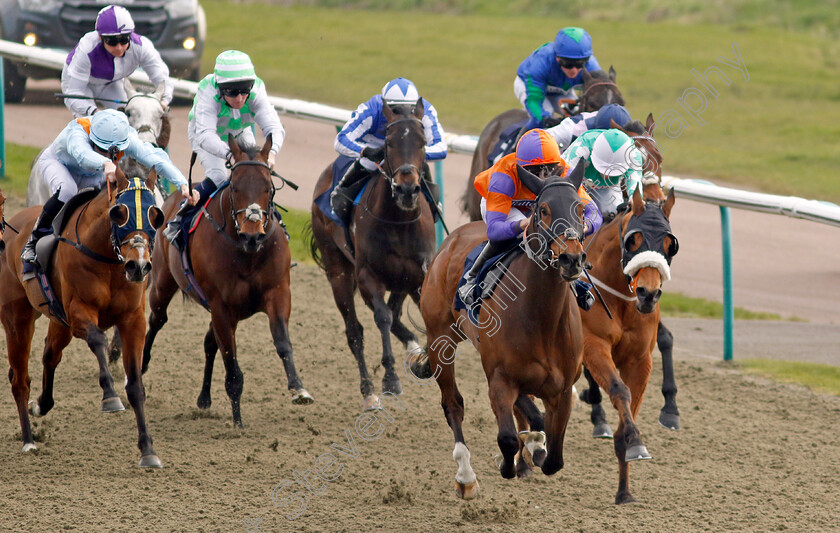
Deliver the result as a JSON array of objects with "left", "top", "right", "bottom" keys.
[
  {"left": 235, "top": 142, "right": 260, "bottom": 160},
  {"left": 622, "top": 120, "right": 646, "bottom": 134},
  {"left": 587, "top": 69, "right": 611, "bottom": 81}
]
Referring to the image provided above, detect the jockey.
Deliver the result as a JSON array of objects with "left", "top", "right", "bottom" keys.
[
  {"left": 330, "top": 77, "right": 447, "bottom": 225},
  {"left": 545, "top": 103, "right": 632, "bottom": 150},
  {"left": 515, "top": 27, "right": 602, "bottom": 130},
  {"left": 562, "top": 128, "right": 644, "bottom": 217},
  {"left": 61, "top": 5, "right": 174, "bottom": 118},
  {"left": 458, "top": 129, "right": 602, "bottom": 309},
  {"left": 163, "top": 50, "right": 285, "bottom": 245},
  {"left": 21, "top": 109, "right": 196, "bottom": 264}
]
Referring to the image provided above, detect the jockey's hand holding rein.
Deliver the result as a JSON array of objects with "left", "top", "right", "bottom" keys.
[{"left": 103, "top": 160, "right": 118, "bottom": 183}]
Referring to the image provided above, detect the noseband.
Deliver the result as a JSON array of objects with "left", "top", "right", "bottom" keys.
[{"left": 222, "top": 159, "right": 276, "bottom": 239}]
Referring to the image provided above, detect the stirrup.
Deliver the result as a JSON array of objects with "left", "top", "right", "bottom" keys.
[{"left": 458, "top": 278, "right": 477, "bottom": 305}]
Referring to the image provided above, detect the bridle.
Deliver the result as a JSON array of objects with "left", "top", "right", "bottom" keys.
[
  {"left": 379, "top": 117, "right": 425, "bottom": 198},
  {"left": 579, "top": 79, "right": 623, "bottom": 111},
  {"left": 522, "top": 180, "right": 584, "bottom": 270},
  {"left": 126, "top": 93, "right": 166, "bottom": 147}
]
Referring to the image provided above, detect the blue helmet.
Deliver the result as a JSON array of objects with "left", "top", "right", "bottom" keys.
[
  {"left": 381, "top": 77, "right": 419, "bottom": 105},
  {"left": 588, "top": 104, "right": 632, "bottom": 130},
  {"left": 90, "top": 109, "right": 131, "bottom": 151},
  {"left": 553, "top": 27, "right": 593, "bottom": 59}
]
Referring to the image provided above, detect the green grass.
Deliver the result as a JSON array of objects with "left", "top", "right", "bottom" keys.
[
  {"left": 659, "top": 291, "right": 803, "bottom": 320},
  {"left": 199, "top": 1, "right": 840, "bottom": 203},
  {"left": 1, "top": 143, "right": 41, "bottom": 197},
  {"left": 737, "top": 359, "right": 840, "bottom": 396}
]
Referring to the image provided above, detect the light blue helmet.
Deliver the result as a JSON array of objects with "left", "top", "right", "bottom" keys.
[
  {"left": 90, "top": 109, "right": 131, "bottom": 151},
  {"left": 381, "top": 77, "right": 420, "bottom": 105},
  {"left": 553, "top": 27, "right": 593, "bottom": 59}
]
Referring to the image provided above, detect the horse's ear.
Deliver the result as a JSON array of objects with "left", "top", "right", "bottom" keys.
[
  {"left": 228, "top": 134, "right": 243, "bottom": 161},
  {"left": 109, "top": 204, "right": 129, "bottom": 226},
  {"left": 663, "top": 187, "right": 676, "bottom": 219},
  {"left": 609, "top": 65, "right": 617, "bottom": 81},
  {"left": 114, "top": 163, "right": 129, "bottom": 194},
  {"left": 123, "top": 78, "right": 137, "bottom": 99},
  {"left": 517, "top": 164, "right": 544, "bottom": 196},
  {"left": 632, "top": 187, "right": 644, "bottom": 216},
  {"left": 610, "top": 118, "right": 630, "bottom": 135},
  {"left": 413, "top": 97, "right": 424, "bottom": 119},
  {"left": 153, "top": 83, "right": 165, "bottom": 101},
  {"left": 260, "top": 133, "right": 273, "bottom": 161},
  {"left": 581, "top": 68, "right": 593, "bottom": 82},
  {"left": 645, "top": 113, "right": 656, "bottom": 137},
  {"left": 147, "top": 206, "right": 165, "bottom": 229},
  {"left": 145, "top": 168, "right": 158, "bottom": 192},
  {"left": 383, "top": 101, "right": 396, "bottom": 122},
  {"left": 567, "top": 159, "right": 585, "bottom": 190}
]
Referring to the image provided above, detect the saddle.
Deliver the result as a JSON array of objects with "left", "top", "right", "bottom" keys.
[
  {"left": 27, "top": 188, "right": 100, "bottom": 277},
  {"left": 454, "top": 240, "right": 523, "bottom": 325}
]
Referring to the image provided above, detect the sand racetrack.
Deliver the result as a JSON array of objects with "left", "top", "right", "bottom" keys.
[{"left": 1, "top": 263, "right": 839, "bottom": 533}]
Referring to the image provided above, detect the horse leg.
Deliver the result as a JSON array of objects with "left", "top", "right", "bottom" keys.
[
  {"left": 30, "top": 321, "right": 73, "bottom": 417},
  {"left": 266, "top": 295, "right": 313, "bottom": 405},
  {"left": 210, "top": 310, "right": 244, "bottom": 427},
  {"left": 657, "top": 321, "right": 680, "bottom": 430},
  {"left": 580, "top": 365, "right": 614, "bottom": 438},
  {"left": 2, "top": 302, "right": 38, "bottom": 451},
  {"left": 585, "top": 340, "right": 651, "bottom": 504},
  {"left": 358, "top": 272, "right": 401, "bottom": 397},
  {"left": 387, "top": 292, "right": 421, "bottom": 356},
  {"left": 612, "top": 351, "right": 654, "bottom": 502},
  {"left": 540, "top": 386, "right": 576, "bottom": 476},
  {"left": 514, "top": 393, "right": 547, "bottom": 471},
  {"left": 197, "top": 322, "right": 217, "bottom": 409},
  {"left": 83, "top": 323, "right": 126, "bottom": 413},
  {"left": 142, "top": 254, "right": 180, "bottom": 374},
  {"left": 118, "top": 311, "right": 162, "bottom": 468},
  {"left": 487, "top": 372, "right": 519, "bottom": 479},
  {"left": 108, "top": 328, "right": 122, "bottom": 364},
  {"left": 428, "top": 328, "right": 478, "bottom": 499}
]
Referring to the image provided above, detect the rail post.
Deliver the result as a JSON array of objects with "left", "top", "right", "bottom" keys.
[
  {"left": 434, "top": 160, "right": 444, "bottom": 248},
  {"left": 720, "top": 206, "right": 734, "bottom": 361}
]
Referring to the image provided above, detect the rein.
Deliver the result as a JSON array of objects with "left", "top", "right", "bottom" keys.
[{"left": 522, "top": 181, "right": 583, "bottom": 269}]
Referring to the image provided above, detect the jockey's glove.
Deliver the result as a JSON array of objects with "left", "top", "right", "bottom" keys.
[{"left": 361, "top": 146, "right": 385, "bottom": 162}]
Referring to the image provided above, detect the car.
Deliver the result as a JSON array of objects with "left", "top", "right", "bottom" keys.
[{"left": 0, "top": 0, "right": 206, "bottom": 102}]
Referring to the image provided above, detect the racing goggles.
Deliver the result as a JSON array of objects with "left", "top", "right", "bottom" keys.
[
  {"left": 103, "top": 34, "right": 131, "bottom": 46},
  {"left": 558, "top": 57, "right": 588, "bottom": 69}
]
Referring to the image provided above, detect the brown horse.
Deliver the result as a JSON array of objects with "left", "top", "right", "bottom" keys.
[
  {"left": 461, "top": 67, "right": 624, "bottom": 221},
  {"left": 143, "top": 135, "right": 312, "bottom": 427},
  {"left": 0, "top": 188, "right": 6, "bottom": 254},
  {"left": 415, "top": 166, "right": 587, "bottom": 499},
  {"left": 577, "top": 114, "right": 682, "bottom": 433},
  {"left": 0, "top": 168, "right": 165, "bottom": 467},
  {"left": 309, "top": 102, "right": 435, "bottom": 411}
]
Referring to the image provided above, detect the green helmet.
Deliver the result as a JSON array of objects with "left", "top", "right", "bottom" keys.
[{"left": 214, "top": 50, "right": 256, "bottom": 87}]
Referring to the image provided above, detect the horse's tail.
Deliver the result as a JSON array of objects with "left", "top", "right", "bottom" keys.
[{"left": 303, "top": 220, "right": 325, "bottom": 271}]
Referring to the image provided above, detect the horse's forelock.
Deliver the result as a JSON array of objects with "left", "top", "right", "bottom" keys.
[{"left": 622, "top": 120, "right": 646, "bottom": 134}]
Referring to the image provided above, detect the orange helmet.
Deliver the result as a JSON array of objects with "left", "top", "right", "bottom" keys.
[{"left": 515, "top": 129, "right": 564, "bottom": 167}]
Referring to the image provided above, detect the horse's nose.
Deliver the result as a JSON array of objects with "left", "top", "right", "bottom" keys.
[
  {"left": 396, "top": 183, "right": 421, "bottom": 197},
  {"left": 124, "top": 259, "right": 148, "bottom": 283},
  {"left": 557, "top": 252, "right": 585, "bottom": 280},
  {"left": 238, "top": 232, "right": 266, "bottom": 253},
  {"left": 635, "top": 286, "right": 662, "bottom": 313}
]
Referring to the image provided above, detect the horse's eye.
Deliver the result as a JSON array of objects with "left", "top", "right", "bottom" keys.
[
  {"left": 540, "top": 207, "right": 548, "bottom": 218},
  {"left": 124, "top": 110, "right": 131, "bottom": 118}
]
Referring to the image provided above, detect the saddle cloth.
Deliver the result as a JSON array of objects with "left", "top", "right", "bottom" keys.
[{"left": 453, "top": 239, "right": 523, "bottom": 326}]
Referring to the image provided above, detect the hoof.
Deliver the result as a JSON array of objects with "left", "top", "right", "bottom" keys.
[
  {"left": 22, "top": 442, "right": 38, "bottom": 453},
  {"left": 362, "top": 395, "right": 381, "bottom": 411},
  {"left": 196, "top": 394, "right": 212, "bottom": 410},
  {"left": 382, "top": 377, "right": 403, "bottom": 396},
  {"left": 291, "top": 389, "right": 314, "bottom": 405},
  {"left": 515, "top": 459, "right": 533, "bottom": 478},
  {"left": 592, "top": 422, "right": 613, "bottom": 439},
  {"left": 659, "top": 411, "right": 681, "bottom": 430},
  {"left": 615, "top": 491, "right": 637, "bottom": 505},
  {"left": 27, "top": 400, "right": 41, "bottom": 417},
  {"left": 101, "top": 396, "right": 126, "bottom": 413},
  {"left": 625, "top": 444, "right": 652, "bottom": 462},
  {"left": 139, "top": 454, "right": 163, "bottom": 468},
  {"left": 455, "top": 479, "right": 480, "bottom": 500}
]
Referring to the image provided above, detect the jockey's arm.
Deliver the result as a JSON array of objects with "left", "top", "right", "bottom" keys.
[
  {"left": 578, "top": 187, "right": 602, "bottom": 235},
  {"left": 125, "top": 131, "right": 188, "bottom": 190},
  {"left": 61, "top": 56, "right": 98, "bottom": 117},
  {"left": 191, "top": 91, "right": 231, "bottom": 160},
  {"left": 485, "top": 173, "right": 521, "bottom": 242},
  {"left": 65, "top": 121, "right": 109, "bottom": 171},
  {"left": 421, "top": 102, "right": 448, "bottom": 161},
  {"left": 523, "top": 75, "right": 550, "bottom": 129},
  {"left": 136, "top": 36, "right": 174, "bottom": 106},
  {"left": 251, "top": 82, "right": 285, "bottom": 155},
  {"left": 334, "top": 100, "right": 376, "bottom": 159}
]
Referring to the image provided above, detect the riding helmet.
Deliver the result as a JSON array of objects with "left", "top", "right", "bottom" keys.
[
  {"left": 516, "top": 129, "right": 564, "bottom": 167},
  {"left": 590, "top": 129, "right": 641, "bottom": 176},
  {"left": 587, "top": 104, "right": 632, "bottom": 130},
  {"left": 214, "top": 50, "right": 257, "bottom": 88},
  {"left": 95, "top": 5, "right": 135, "bottom": 36},
  {"left": 381, "top": 78, "right": 420, "bottom": 106},
  {"left": 90, "top": 109, "right": 131, "bottom": 152},
  {"left": 553, "top": 27, "right": 593, "bottom": 59}
]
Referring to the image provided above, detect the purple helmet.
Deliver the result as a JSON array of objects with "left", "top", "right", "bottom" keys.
[{"left": 95, "top": 5, "right": 135, "bottom": 36}]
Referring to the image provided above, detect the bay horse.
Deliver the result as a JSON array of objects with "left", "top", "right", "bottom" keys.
[
  {"left": 415, "top": 165, "right": 587, "bottom": 499},
  {"left": 460, "top": 67, "right": 624, "bottom": 221},
  {"left": 0, "top": 167, "right": 165, "bottom": 467},
  {"left": 577, "top": 114, "right": 682, "bottom": 433},
  {"left": 309, "top": 101, "right": 435, "bottom": 411},
  {"left": 0, "top": 188, "right": 6, "bottom": 253},
  {"left": 142, "top": 135, "right": 312, "bottom": 427}
]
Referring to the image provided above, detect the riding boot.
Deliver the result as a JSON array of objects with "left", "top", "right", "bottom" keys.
[
  {"left": 163, "top": 178, "right": 217, "bottom": 249},
  {"left": 330, "top": 161, "right": 371, "bottom": 226},
  {"left": 21, "top": 191, "right": 65, "bottom": 265},
  {"left": 457, "top": 241, "right": 501, "bottom": 305},
  {"left": 571, "top": 279, "right": 595, "bottom": 311}
]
